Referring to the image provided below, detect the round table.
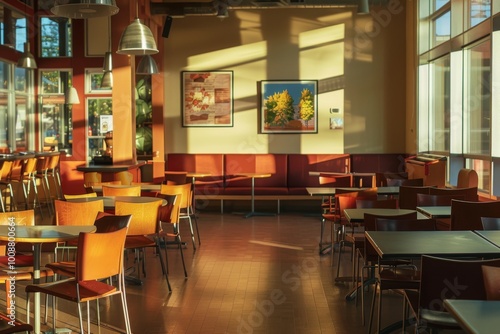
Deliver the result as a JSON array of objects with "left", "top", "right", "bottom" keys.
[
  {"left": 235, "top": 173, "right": 274, "bottom": 218},
  {"left": 0, "top": 225, "right": 96, "bottom": 334}
]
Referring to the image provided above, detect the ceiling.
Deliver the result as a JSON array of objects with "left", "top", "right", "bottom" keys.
[{"left": 149, "top": 0, "right": 371, "bottom": 17}]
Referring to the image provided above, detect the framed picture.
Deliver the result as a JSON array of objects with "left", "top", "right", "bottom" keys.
[
  {"left": 181, "top": 71, "right": 233, "bottom": 127},
  {"left": 260, "top": 80, "right": 318, "bottom": 134},
  {"left": 85, "top": 68, "right": 111, "bottom": 94}
]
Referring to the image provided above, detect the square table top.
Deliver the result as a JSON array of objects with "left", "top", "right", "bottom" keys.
[
  {"left": 416, "top": 206, "right": 451, "bottom": 218},
  {"left": 444, "top": 299, "right": 500, "bottom": 334},
  {"left": 474, "top": 230, "right": 500, "bottom": 247},
  {"left": 365, "top": 230, "right": 500, "bottom": 260}
]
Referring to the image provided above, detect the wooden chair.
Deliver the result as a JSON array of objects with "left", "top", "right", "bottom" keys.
[
  {"left": 402, "top": 256, "right": 500, "bottom": 333},
  {"left": 368, "top": 217, "right": 436, "bottom": 332},
  {"left": 115, "top": 198, "right": 171, "bottom": 290},
  {"left": 457, "top": 168, "right": 478, "bottom": 188},
  {"left": 398, "top": 186, "right": 433, "bottom": 210},
  {"left": 357, "top": 211, "right": 417, "bottom": 326},
  {"left": 25, "top": 226, "right": 132, "bottom": 334},
  {"left": 481, "top": 265, "right": 500, "bottom": 300},
  {"left": 156, "top": 193, "right": 188, "bottom": 278},
  {"left": 160, "top": 183, "right": 198, "bottom": 250},
  {"left": 481, "top": 217, "right": 500, "bottom": 230},
  {"left": 429, "top": 186, "right": 478, "bottom": 201},
  {"left": 102, "top": 185, "right": 141, "bottom": 197},
  {"left": 450, "top": 199, "right": 500, "bottom": 230},
  {"left": 416, "top": 193, "right": 464, "bottom": 206}
]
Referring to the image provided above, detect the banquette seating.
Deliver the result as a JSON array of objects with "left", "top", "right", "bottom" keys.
[{"left": 165, "top": 153, "right": 410, "bottom": 199}]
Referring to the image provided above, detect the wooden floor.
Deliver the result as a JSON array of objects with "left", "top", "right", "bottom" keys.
[{"left": 7, "top": 205, "right": 413, "bottom": 334}]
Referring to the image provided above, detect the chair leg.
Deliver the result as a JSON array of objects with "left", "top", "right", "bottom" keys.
[
  {"left": 77, "top": 301, "right": 84, "bottom": 334},
  {"left": 368, "top": 279, "right": 379, "bottom": 334},
  {"left": 177, "top": 235, "right": 188, "bottom": 278},
  {"left": 186, "top": 216, "right": 196, "bottom": 251},
  {"left": 190, "top": 206, "right": 201, "bottom": 246}
]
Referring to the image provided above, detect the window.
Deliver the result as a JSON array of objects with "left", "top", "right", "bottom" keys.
[
  {"left": 0, "top": 60, "right": 34, "bottom": 152},
  {"left": 39, "top": 70, "right": 74, "bottom": 154},
  {"left": 0, "top": 4, "right": 27, "bottom": 52},
  {"left": 39, "top": 16, "right": 72, "bottom": 57},
  {"left": 469, "top": 0, "right": 491, "bottom": 28},
  {"left": 463, "top": 39, "right": 490, "bottom": 156},
  {"left": 429, "top": 55, "right": 450, "bottom": 152}
]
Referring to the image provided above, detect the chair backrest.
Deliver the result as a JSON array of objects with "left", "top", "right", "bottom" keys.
[
  {"left": 102, "top": 185, "right": 141, "bottom": 197},
  {"left": 319, "top": 173, "right": 352, "bottom": 187},
  {"left": 375, "top": 218, "right": 436, "bottom": 231},
  {"left": 0, "top": 161, "right": 13, "bottom": 180},
  {"left": 334, "top": 189, "right": 378, "bottom": 220},
  {"left": 164, "top": 171, "right": 188, "bottom": 185},
  {"left": 64, "top": 192, "right": 98, "bottom": 200},
  {"left": 416, "top": 193, "right": 465, "bottom": 207},
  {"left": 114, "top": 171, "right": 133, "bottom": 185},
  {"left": 160, "top": 183, "right": 192, "bottom": 210},
  {"left": 457, "top": 168, "right": 478, "bottom": 188},
  {"left": 429, "top": 186, "right": 478, "bottom": 201},
  {"left": 419, "top": 255, "right": 500, "bottom": 313},
  {"left": 356, "top": 198, "right": 398, "bottom": 209},
  {"left": 400, "top": 178, "right": 424, "bottom": 186},
  {"left": 481, "top": 217, "right": 500, "bottom": 230},
  {"left": 156, "top": 194, "right": 182, "bottom": 226},
  {"left": 451, "top": 199, "right": 500, "bottom": 230},
  {"left": 115, "top": 199, "right": 163, "bottom": 236},
  {"left": 481, "top": 265, "right": 500, "bottom": 300},
  {"left": 93, "top": 213, "right": 133, "bottom": 233},
  {"left": 84, "top": 172, "right": 101, "bottom": 187},
  {"left": 76, "top": 226, "right": 128, "bottom": 282},
  {"left": 55, "top": 199, "right": 104, "bottom": 226},
  {"left": 0, "top": 210, "right": 35, "bottom": 226},
  {"left": 398, "top": 186, "right": 433, "bottom": 210}
]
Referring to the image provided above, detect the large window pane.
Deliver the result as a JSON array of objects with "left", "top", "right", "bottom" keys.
[
  {"left": 433, "top": 10, "right": 450, "bottom": 47},
  {"left": 0, "top": 92, "right": 8, "bottom": 151},
  {"left": 470, "top": 0, "right": 491, "bottom": 28},
  {"left": 0, "top": 4, "right": 27, "bottom": 52},
  {"left": 434, "top": 0, "right": 449, "bottom": 11},
  {"left": 466, "top": 158, "right": 490, "bottom": 192},
  {"left": 429, "top": 55, "right": 450, "bottom": 152},
  {"left": 39, "top": 70, "right": 73, "bottom": 154},
  {"left": 464, "top": 39, "right": 491, "bottom": 156},
  {"left": 39, "top": 17, "right": 72, "bottom": 57}
]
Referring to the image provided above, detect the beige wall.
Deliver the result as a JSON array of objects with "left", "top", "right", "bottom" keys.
[{"left": 163, "top": 4, "right": 408, "bottom": 155}]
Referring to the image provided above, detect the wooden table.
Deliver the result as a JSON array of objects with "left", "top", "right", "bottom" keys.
[
  {"left": 0, "top": 225, "right": 96, "bottom": 334},
  {"left": 235, "top": 173, "right": 274, "bottom": 218},
  {"left": 67, "top": 195, "right": 166, "bottom": 210},
  {"left": 416, "top": 206, "right": 451, "bottom": 218},
  {"left": 365, "top": 230, "right": 500, "bottom": 334},
  {"left": 444, "top": 299, "right": 500, "bottom": 334}
]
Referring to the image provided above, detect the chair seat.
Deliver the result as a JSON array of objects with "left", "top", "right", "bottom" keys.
[
  {"left": 0, "top": 254, "right": 34, "bottom": 267},
  {"left": 26, "top": 278, "right": 118, "bottom": 302},
  {"left": 125, "top": 235, "right": 156, "bottom": 249}
]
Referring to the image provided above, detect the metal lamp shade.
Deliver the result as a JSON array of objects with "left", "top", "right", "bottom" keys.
[
  {"left": 117, "top": 18, "right": 159, "bottom": 55},
  {"left": 17, "top": 43, "right": 37, "bottom": 69},
  {"left": 100, "top": 71, "right": 113, "bottom": 89},
  {"left": 358, "top": 0, "right": 370, "bottom": 14},
  {"left": 103, "top": 51, "right": 113, "bottom": 71},
  {"left": 66, "top": 87, "right": 80, "bottom": 104},
  {"left": 51, "top": 0, "right": 119, "bottom": 19},
  {"left": 136, "top": 55, "right": 159, "bottom": 75}
]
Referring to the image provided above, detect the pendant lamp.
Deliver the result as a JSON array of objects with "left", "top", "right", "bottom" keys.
[
  {"left": 100, "top": 71, "right": 113, "bottom": 89},
  {"left": 66, "top": 86, "right": 80, "bottom": 104},
  {"left": 117, "top": 1, "right": 158, "bottom": 55},
  {"left": 136, "top": 55, "right": 158, "bottom": 75},
  {"left": 17, "top": 42, "right": 37, "bottom": 69},
  {"left": 358, "top": 0, "right": 370, "bottom": 14},
  {"left": 51, "top": 0, "right": 119, "bottom": 19}
]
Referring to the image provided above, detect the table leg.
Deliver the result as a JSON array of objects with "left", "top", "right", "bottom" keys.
[
  {"left": 244, "top": 177, "right": 275, "bottom": 218},
  {"left": 33, "top": 244, "right": 41, "bottom": 334}
]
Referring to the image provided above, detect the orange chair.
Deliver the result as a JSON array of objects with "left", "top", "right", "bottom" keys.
[
  {"left": 457, "top": 168, "right": 478, "bottom": 188},
  {"left": 115, "top": 198, "right": 171, "bottom": 290},
  {"left": 156, "top": 193, "right": 187, "bottom": 277},
  {"left": 102, "top": 185, "right": 141, "bottom": 197},
  {"left": 160, "top": 183, "right": 198, "bottom": 250},
  {"left": 25, "top": 226, "right": 131, "bottom": 334}
]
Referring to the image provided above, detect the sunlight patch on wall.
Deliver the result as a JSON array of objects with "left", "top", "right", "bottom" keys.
[{"left": 186, "top": 41, "right": 267, "bottom": 69}]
